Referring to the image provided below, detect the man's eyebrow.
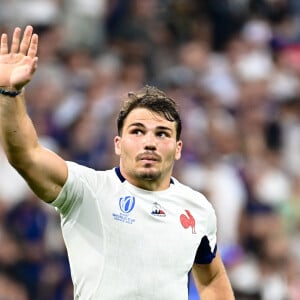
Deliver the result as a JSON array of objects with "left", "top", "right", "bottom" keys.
[
  {"left": 128, "top": 123, "right": 173, "bottom": 132},
  {"left": 156, "top": 126, "right": 173, "bottom": 132},
  {"left": 128, "top": 122, "right": 146, "bottom": 129}
]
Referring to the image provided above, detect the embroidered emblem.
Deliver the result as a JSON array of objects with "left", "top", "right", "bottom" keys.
[
  {"left": 119, "top": 196, "right": 135, "bottom": 213},
  {"left": 112, "top": 196, "right": 136, "bottom": 224},
  {"left": 180, "top": 210, "right": 196, "bottom": 234},
  {"left": 151, "top": 202, "right": 166, "bottom": 217}
]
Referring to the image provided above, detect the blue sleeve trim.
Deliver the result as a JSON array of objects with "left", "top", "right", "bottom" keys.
[{"left": 194, "top": 235, "right": 217, "bottom": 264}]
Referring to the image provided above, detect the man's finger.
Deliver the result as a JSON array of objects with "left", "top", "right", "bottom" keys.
[
  {"left": 10, "top": 27, "right": 21, "bottom": 53},
  {"left": 0, "top": 33, "right": 8, "bottom": 55},
  {"left": 27, "top": 33, "right": 38, "bottom": 58},
  {"left": 20, "top": 25, "right": 34, "bottom": 55}
]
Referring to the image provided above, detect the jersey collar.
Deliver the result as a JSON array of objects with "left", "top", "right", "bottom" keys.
[{"left": 114, "top": 167, "right": 174, "bottom": 184}]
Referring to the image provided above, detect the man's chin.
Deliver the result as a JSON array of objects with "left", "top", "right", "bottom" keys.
[{"left": 136, "top": 167, "right": 160, "bottom": 181}]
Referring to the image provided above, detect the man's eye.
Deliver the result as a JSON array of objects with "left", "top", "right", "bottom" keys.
[
  {"left": 132, "top": 129, "right": 143, "bottom": 135},
  {"left": 157, "top": 132, "right": 168, "bottom": 138}
]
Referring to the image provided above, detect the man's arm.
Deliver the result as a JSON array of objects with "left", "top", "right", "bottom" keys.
[
  {"left": 0, "top": 26, "right": 67, "bottom": 202},
  {"left": 192, "top": 252, "right": 235, "bottom": 299}
]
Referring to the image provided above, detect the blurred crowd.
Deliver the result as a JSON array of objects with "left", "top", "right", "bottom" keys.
[{"left": 1, "top": 0, "right": 300, "bottom": 299}]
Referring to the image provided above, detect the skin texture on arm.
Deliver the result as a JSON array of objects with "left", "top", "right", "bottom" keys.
[
  {"left": 192, "top": 252, "right": 235, "bottom": 300},
  {"left": 0, "top": 26, "right": 67, "bottom": 202}
]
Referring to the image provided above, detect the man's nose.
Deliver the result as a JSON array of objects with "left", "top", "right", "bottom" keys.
[{"left": 143, "top": 132, "right": 157, "bottom": 150}]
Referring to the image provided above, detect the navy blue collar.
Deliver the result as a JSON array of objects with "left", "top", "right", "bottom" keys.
[
  {"left": 114, "top": 167, "right": 174, "bottom": 184},
  {"left": 115, "top": 166, "right": 126, "bottom": 182}
]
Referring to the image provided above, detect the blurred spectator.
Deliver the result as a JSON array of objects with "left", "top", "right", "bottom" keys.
[
  {"left": 0, "top": 146, "right": 31, "bottom": 206},
  {"left": 0, "top": 0, "right": 300, "bottom": 299},
  {"left": 0, "top": 272, "right": 28, "bottom": 300}
]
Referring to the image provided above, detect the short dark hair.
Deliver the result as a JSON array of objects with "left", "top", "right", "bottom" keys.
[{"left": 117, "top": 85, "right": 182, "bottom": 140}]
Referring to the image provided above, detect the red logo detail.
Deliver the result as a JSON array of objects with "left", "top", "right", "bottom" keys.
[{"left": 180, "top": 210, "right": 196, "bottom": 234}]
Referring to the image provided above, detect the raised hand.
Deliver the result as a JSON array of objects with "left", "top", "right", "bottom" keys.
[{"left": 0, "top": 25, "right": 38, "bottom": 91}]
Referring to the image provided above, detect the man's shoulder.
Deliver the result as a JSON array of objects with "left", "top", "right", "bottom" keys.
[
  {"left": 66, "top": 162, "right": 120, "bottom": 184},
  {"left": 66, "top": 161, "right": 115, "bottom": 174},
  {"left": 171, "top": 176, "right": 203, "bottom": 196},
  {"left": 171, "top": 177, "right": 213, "bottom": 210}
]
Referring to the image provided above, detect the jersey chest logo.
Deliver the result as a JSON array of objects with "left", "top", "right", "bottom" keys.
[
  {"left": 112, "top": 196, "right": 136, "bottom": 225},
  {"left": 119, "top": 195, "right": 136, "bottom": 213},
  {"left": 151, "top": 202, "right": 166, "bottom": 217},
  {"left": 180, "top": 210, "right": 196, "bottom": 234}
]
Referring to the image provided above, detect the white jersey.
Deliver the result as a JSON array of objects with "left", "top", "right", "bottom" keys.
[{"left": 51, "top": 162, "right": 217, "bottom": 300}]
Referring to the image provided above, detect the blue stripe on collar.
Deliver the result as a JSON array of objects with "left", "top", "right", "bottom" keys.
[{"left": 115, "top": 166, "right": 126, "bottom": 182}]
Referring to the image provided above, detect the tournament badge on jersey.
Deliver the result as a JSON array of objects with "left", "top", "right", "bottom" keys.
[{"left": 112, "top": 196, "right": 136, "bottom": 224}]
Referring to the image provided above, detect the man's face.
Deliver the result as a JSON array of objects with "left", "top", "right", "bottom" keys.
[{"left": 114, "top": 108, "right": 182, "bottom": 190}]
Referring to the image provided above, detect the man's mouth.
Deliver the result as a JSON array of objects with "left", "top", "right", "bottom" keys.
[{"left": 137, "top": 153, "right": 160, "bottom": 162}]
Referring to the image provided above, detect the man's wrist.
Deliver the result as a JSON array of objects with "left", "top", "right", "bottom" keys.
[{"left": 0, "top": 87, "right": 23, "bottom": 97}]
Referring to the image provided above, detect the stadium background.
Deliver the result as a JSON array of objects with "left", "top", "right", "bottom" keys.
[{"left": 0, "top": 0, "right": 300, "bottom": 299}]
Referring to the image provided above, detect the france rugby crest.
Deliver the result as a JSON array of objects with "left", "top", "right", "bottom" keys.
[{"left": 112, "top": 196, "right": 136, "bottom": 224}]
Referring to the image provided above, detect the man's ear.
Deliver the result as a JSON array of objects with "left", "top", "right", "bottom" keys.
[
  {"left": 114, "top": 136, "right": 121, "bottom": 155},
  {"left": 175, "top": 140, "right": 183, "bottom": 160}
]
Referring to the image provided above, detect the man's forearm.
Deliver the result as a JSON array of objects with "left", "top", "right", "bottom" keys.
[{"left": 0, "top": 93, "right": 39, "bottom": 167}]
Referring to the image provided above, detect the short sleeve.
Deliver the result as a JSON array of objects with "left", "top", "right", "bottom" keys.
[
  {"left": 194, "top": 203, "right": 217, "bottom": 264},
  {"left": 51, "top": 161, "right": 97, "bottom": 218}
]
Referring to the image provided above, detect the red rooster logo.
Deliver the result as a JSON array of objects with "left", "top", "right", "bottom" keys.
[{"left": 180, "top": 210, "right": 196, "bottom": 234}]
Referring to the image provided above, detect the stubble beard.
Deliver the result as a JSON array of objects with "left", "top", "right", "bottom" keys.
[{"left": 135, "top": 167, "right": 161, "bottom": 181}]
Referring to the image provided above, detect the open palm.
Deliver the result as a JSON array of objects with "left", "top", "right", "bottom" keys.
[{"left": 0, "top": 26, "right": 38, "bottom": 90}]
